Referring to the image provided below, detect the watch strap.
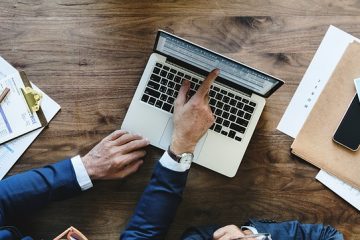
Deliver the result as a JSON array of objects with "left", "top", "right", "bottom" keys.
[{"left": 167, "top": 146, "right": 181, "bottom": 162}]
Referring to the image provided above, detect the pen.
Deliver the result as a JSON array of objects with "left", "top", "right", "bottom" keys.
[{"left": 0, "top": 87, "right": 10, "bottom": 103}]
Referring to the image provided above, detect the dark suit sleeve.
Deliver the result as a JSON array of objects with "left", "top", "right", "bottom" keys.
[
  {"left": 120, "top": 161, "right": 189, "bottom": 240},
  {"left": 0, "top": 159, "right": 81, "bottom": 226},
  {"left": 250, "top": 219, "right": 344, "bottom": 240}
]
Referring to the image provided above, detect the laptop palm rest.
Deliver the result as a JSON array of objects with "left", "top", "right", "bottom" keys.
[{"left": 159, "top": 117, "right": 207, "bottom": 158}]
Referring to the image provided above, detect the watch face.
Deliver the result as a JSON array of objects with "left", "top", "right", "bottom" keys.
[{"left": 180, "top": 153, "right": 194, "bottom": 164}]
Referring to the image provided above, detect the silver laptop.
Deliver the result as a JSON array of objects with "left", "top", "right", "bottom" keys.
[{"left": 122, "top": 30, "right": 284, "bottom": 177}]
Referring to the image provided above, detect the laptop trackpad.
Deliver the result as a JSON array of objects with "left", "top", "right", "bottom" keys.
[{"left": 159, "top": 117, "right": 207, "bottom": 157}]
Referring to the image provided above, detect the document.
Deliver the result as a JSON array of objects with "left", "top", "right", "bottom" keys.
[
  {"left": 276, "top": 25, "right": 360, "bottom": 211},
  {"left": 0, "top": 84, "right": 60, "bottom": 179},
  {"left": 0, "top": 73, "right": 44, "bottom": 144}
]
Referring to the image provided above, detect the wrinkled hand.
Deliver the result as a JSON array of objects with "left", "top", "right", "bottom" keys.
[
  {"left": 213, "top": 225, "right": 254, "bottom": 240},
  {"left": 81, "top": 130, "right": 150, "bottom": 180},
  {"left": 171, "top": 69, "right": 220, "bottom": 155}
]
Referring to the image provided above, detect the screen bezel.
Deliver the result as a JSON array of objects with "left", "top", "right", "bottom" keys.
[{"left": 153, "top": 30, "right": 284, "bottom": 98}]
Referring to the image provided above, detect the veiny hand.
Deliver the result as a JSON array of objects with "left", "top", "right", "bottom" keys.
[
  {"left": 171, "top": 69, "right": 220, "bottom": 155},
  {"left": 81, "top": 130, "right": 150, "bottom": 180},
  {"left": 213, "top": 225, "right": 254, "bottom": 240}
]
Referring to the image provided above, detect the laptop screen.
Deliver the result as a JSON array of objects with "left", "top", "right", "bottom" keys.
[{"left": 154, "top": 31, "right": 283, "bottom": 97}]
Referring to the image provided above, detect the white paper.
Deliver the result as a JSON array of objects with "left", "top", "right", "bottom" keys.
[
  {"left": 0, "top": 84, "right": 61, "bottom": 179},
  {"left": 0, "top": 73, "right": 43, "bottom": 143},
  {"left": 277, "top": 25, "right": 359, "bottom": 138},
  {"left": 276, "top": 25, "right": 360, "bottom": 211},
  {"left": 316, "top": 171, "right": 360, "bottom": 210}
]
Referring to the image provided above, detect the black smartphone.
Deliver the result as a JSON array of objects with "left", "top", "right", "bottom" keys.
[{"left": 333, "top": 94, "right": 360, "bottom": 151}]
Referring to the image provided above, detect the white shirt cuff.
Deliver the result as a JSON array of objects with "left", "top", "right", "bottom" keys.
[
  {"left": 71, "top": 155, "right": 93, "bottom": 191},
  {"left": 241, "top": 226, "right": 258, "bottom": 234},
  {"left": 159, "top": 151, "right": 191, "bottom": 172}
]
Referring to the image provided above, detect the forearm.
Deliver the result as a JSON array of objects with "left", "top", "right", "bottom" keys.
[
  {"left": 0, "top": 159, "right": 81, "bottom": 225},
  {"left": 121, "top": 159, "right": 189, "bottom": 239}
]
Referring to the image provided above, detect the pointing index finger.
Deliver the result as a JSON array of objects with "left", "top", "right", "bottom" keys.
[{"left": 196, "top": 69, "right": 220, "bottom": 98}]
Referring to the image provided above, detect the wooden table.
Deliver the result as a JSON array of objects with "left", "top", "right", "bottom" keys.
[{"left": 1, "top": 1, "right": 359, "bottom": 239}]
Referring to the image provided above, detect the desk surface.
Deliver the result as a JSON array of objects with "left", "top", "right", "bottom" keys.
[{"left": 1, "top": 1, "right": 359, "bottom": 239}]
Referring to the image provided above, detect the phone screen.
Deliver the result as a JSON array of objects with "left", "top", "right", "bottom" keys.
[{"left": 333, "top": 94, "right": 360, "bottom": 151}]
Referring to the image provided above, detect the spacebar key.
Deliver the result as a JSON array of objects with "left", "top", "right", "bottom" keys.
[
  {"left": 144, "top": 87, "right": 160, "bottom": 98},
  {"left": 230, "top": 123, "right": 245, "bottom": 134}
]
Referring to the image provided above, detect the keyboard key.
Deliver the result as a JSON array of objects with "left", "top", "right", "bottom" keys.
[
  {"left": 236, "top": 102, "right": 244, "bottom": 109},
  {"left": 242, "top": 98, "right": 249, "bottom": 104},
  {"left": 230, "top": 99, "right": 236, "bottom": 106},
  {"left": 223, "top": 96, "right": 230, "bottom": 103},
  {"left": 215, "top": 109, "right": 223, "bottom": 116},
  {"left": 216, "top": 117, "right": 223, "bottom": 124},
  {"left": 192, "top": 77, "right": 199, "bottom": 83},
  {"left": 160, "top": 78, "right": 168, "bottom": 85},
  {"left": 210, "top": 123, "right": 215, "bottom": 130},
  {"left": 160, "top": 70, "right": 167, "bottom": 77},
  {"left": 209, "top": 98, "right": 216, "bottom": 106},
  {"left": 167, "top": 89, "right": 174, "bottom": 96},
  {"left": 215, "top": 93, "right": 223, "bottom": 100},
  {"left": 163, "top": 66, "right": 170, "bottom": 71},
  {"left": 229, "top": 114, "right": 236, "bottom": 122},
  {"left": 159, "top": 86, "right": 167, "bottom": 93},
  {"left": 167, "top": 97, "right": 175, "bottom": 104},
  {"left": 156, "top": 63, "right": 162, "bottom": 67},
  {"left": 141, "top": 94, "right": 149, "bottom": 102},
  {"left": 209, "top": 90, "right": 216, "bottom": 97},
  {"left": 167, "top": 81, "right": 175, "bottom": 88},
  {"left": 175, "top": 83, "right": 181, "bottom": 91},
  {"left": 174, "top": 76, "right": 181, "bottom": 83},
  {"left": 153, "top": 67, "right": 160, "bottom": 74},
  {"left": 230, "top": 107, "right": 237, "bottom": 114},
  {"left": 162, "top": 103, "right": 171, "bottom": 112},
  {"left": 168, "top": 73, "right": 174, "bottom": 80},
  {"left": 237, "top": 110, "right": 244, "bottom": 118},
  {"left": 145, "top": 88, "right": 160, "bottom": 98},
  {"left": 214, "top": 124, "right": 222, "bottom": 133},
  {"left": 249, "top": 101, "right": 256, "bottom": 107},
  {"left": 189, "top": 90, "right": 196, "bottom": 97},
  {"left": 170, "top": 69, "right": 177, "bottom": 74},
  {"left": 173, "top": 91, "right": 178, "bottom": 98},
  {"left": 230, "top": 123, "right": 245, "bottom": 133},
  {"left": 190, "top": 82, "right": 195, "bottom": 89},
  {"left": 235, "top": 95, "right": 242, "bottom": 101},
  {"left": 228, "top": 92, "right": 234, "bottom": 98},
  {"left": 160, "top": 94, "right": 167, "bottom": 101},
  {"left": 148, "top": 81, "right": 160, "bottom": 90},
  {"left": 148, "top": 97, "right": 156, "bottom": 105},
  {"left": 220, "top": 89, "right": 227, "bottom": 94},
  {"left": 155, "top": 100, "right": 163, "bottom": 108},
  {"left": 210, "top": 105, "right": 215, "bottom": 112},
  {"left": 244, "top": 113, "right": 251, "bottom": 120},
  {"left": 236, "top": 118, "right": 248, "bottom": 127},
  {"left": 223, "top": 120, "right": 230, "bottom": 127},
  {"left": 235, "top": 136, "right": 242, "bottom": 142},
  {"left": 185, "top": 74, "right": 191, "bottom": 80},
  {"left": 223, "top": 104, "right": 230, "bottom": 111},
  {"left": 222, "top": 111, "right": 229, "bottom": 119},
  {"left": 216, "top": 102, "right": 223, "bottom": 109},
  {"left": 244, "top": 105, "right": 254, "bottom": 113},
  {"left": 221, "top": 131, "right": 228, "bottom": 136},
  {"left": 213, "top": 86, "right": 220, "bottom": 92},
  {"left": 150, "top": 74, "right": 161, "bottom": 82},
  {"left": 228, "top": 130, "right": 236, "bottom": 138},
  {"left": 194, "top": 84, "right": 200, "bottom": 91},
  {"left": 177, "top": 72, "right": 184, "bottom": 77}
]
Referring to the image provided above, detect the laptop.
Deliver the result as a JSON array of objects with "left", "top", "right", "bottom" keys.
[{"left": 122, "top": 30, "right": 284, "bottom": 177}]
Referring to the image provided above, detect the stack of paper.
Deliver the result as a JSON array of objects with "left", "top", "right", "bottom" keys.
[
  {"left": 277, "top": 25, "right": 360, "bottom": 211},
  {"left": 0, "top": 57, "right": 61, "bottom": 179}
]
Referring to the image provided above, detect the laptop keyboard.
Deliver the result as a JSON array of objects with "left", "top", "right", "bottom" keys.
[{"left": 141, "top": 62, "right": 257, "bottom": 142}]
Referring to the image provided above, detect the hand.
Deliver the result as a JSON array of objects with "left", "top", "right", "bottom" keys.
[
  {"left": 171, "top": 69, "right": 220, "bottom": 155},
  {"left": 213, "top": 225, "right": 254, "bottom": 240},
  {"left": 81, "top": 130, "right": 150, "bottom": 180}
]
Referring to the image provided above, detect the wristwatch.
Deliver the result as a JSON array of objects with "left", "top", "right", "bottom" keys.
[{"left": 167, "top": 146, "right": 194, "bottom": 164}]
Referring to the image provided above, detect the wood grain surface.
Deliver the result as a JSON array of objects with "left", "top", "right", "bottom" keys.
[{"left": 1, "top": 0, "right": 360, "bottom": 239}]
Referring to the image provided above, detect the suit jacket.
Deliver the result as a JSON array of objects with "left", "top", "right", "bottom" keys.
[
  {"left": 0, "top": 159, "right": 81, "bottom": 240},
  {"left": 121, "top": 162, "right": 344, "bottom": 240}
]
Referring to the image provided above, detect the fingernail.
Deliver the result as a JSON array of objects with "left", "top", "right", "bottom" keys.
[
  {"left": 214, "top": 69, "right": 220, "bottom": 74},
  {"left": 145, "top": 138, "right": 150, "bottom": 144}
]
